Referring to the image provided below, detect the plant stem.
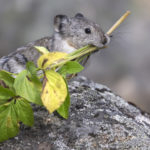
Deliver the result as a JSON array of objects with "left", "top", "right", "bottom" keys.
[
  {"left": 106, "top": 11, "right": 131, "bottom": 36},
  {"left": 50, "top": 46, "right": 98, "bottom": 69},
  {"left": 68, "top": 45, "right": 90, "bottom": 56}
]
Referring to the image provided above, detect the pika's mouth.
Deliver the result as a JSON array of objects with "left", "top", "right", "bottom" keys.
[{"left": 93, "top": 34, "right": 110, "bottom": 48}]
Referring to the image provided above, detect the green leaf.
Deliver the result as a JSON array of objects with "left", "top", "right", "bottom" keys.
[
  {"left": 26, "top": 62, "right": 42, "bottom": 88},
  {"left": 0, "top": 70, "right": 15, "bottom": 89},
  {"left": 0, "top": 101, "right": 19, "bottom": 142},
  {"left": 14, "top": 70, "right": 42, "bottom": 105},
  {"left": 14, "top": 98, "right": 34, "bottom": 126},
  {"left": 57, "top": 92, "right": 70, "bottom": 119},
  {"left": 58, "top": 61, "right": 84, "bottom": 76},
  {"left": 0, "top": 86, "right": 15, "bottom": 100},
  {"left": 26, "top": 61, "right": 38, "bottom": 74},
  {"left": 0, "top": 100, "right": 10, "bottom": 106},
  {"left": 34, "top": 46, "right": 49, "bottom": 54}
]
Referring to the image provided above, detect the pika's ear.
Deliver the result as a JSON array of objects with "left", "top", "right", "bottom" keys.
[
  {"left": 54, "top": 15, "right": 69, "bottom": 32},
  {"left": 75, "top": 13, "right": 84, "bottom": 18}
]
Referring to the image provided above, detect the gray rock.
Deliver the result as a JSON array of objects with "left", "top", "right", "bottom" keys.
[{"left": 0, "top": 76, "right": 150, "bottom": 150}]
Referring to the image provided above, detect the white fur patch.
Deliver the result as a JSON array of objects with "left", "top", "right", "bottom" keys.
[{"left": 62, "top": 40, "right": 76, "bottom": 53}]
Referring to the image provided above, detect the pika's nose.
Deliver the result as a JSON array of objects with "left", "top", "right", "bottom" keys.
[{"left": 101, "top": 34, "right": 110, "bottom": 45}]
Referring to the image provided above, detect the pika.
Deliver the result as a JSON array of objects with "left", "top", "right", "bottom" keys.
[{"left": 0, "top": 13, "right": 110, "bottom": 73}]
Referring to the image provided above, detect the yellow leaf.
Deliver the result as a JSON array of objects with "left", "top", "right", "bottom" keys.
[
  {"left": 41, "top": 70, "right": 67, "bottom": 113},
  {"left": 34, "top": 46, "right": 49, "bottom": 54},
  {"left": 38, "top": 52, "right": 68, "bottom": 69}
]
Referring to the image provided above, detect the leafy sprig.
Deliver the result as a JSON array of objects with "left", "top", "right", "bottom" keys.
[{"left": 0, "top": 11, "right": 130, "bottom": 142}]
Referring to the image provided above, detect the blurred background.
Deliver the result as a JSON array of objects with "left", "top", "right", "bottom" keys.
[{"left": 0, "top": 0, "right": 150, "bottom": 112}]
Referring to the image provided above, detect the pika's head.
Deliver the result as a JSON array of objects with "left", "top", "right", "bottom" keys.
[{"left": 54, "top": 13, "right": 110, "bottom": 49}]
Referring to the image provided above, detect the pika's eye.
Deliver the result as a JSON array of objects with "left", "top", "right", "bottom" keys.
[{"left": 85, "top": 28, "right": 91, "bottom": 34}]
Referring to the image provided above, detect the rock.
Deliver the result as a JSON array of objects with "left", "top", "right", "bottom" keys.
[{"left": 0, "top": 76, "right": 150, "bottom": 150}]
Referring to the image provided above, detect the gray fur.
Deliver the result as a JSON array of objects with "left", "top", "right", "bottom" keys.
[{"left": 0, "top": 13, "right": 109, "bottom": 73}]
